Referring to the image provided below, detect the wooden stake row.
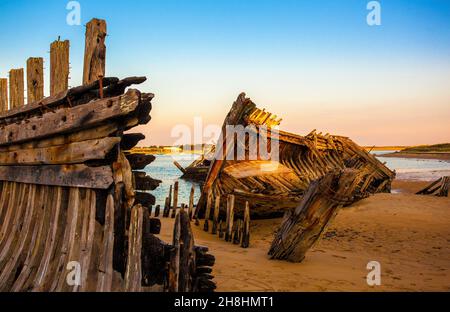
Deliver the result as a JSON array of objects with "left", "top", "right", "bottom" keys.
[
  {"left": 202, "top": 194, "right": 250, "bottom": 248},
  {"left": 0, "top": 18, "right": 106, "bottom": 113}
]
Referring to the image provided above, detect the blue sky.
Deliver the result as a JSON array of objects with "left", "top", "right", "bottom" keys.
[{"left": 0, "top": 0, "right": 449, "bottom": 145}]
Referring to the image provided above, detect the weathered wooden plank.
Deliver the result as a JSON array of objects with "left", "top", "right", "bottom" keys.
[
  {"left": 126, "top": 154, "right": 155, "bottom": 170},
  {"left": 50, "top": 40, "right": 70, "bottom": 96},
  {"left": 0, "top": 89, "right": 141, "bottom": 146},
  {"left": 83, "top": 18, "right": 107, "bottom": 85},
  {"left": 124, "top": 204, "right": 143, "bottom": 292},
  {"left": 168, "top": 211, "right": 181, "bottom": 292},
  {"left": 26, "top": 57, "right": 44, "bottom": 104},
  {"left": 9, "top": 69, "right": 24, "bottom": 109},
  {"left": 203, "top": 189, "right": 212, "bottom": 232},
  {"left": 269, "top": 169, "right": 360, "bottom": 262},
  {"left": 225, "top": 195, "right": 235, "bottom": 242},
  {"left": 0, "top": 164, "right": 113, "bottom": 189},
  {"left": 32, "top": 186, "right": 63, "bottom": 291},
  {"left": 96, "top": 193, "right": 115, "bottom": 292},
  {"left": 0, "top": 78, "right": 8, "bottom": 112},
  {"left": 0, "top": 137, "right": 120, "bottom": 165},
  {"left": 134, "top": 171, "right": 161, "bottom": 191},
  {"left": 3, "top": 184, "right": 38, "bottom": 291},
  {"left": 0, "top": 123, "right": 119, "bottom": 153},
  {"left": 241, "top": 202, "right": 250, "bottom": 248},
  {"left": 121, "top": 133, "right": 145, "bottom": 151},
  {"left": 135, "top": 191, "right": 156, "bottom": 207},
  {"left": 211, "top": 195, "right": 220, "bottom": 235},
  {"left": 188, "top": 186, "right": 195, "bottom": 221},
  {"left": 178, "top": 210, "right": 196, "bottom": 292},
  {"left": 0, "top": 76, "right": 144, "bottom": 121}
]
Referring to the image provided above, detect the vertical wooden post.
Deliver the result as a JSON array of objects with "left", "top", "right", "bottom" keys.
[
  {"left": 241, "top": 201, "right": 250, "bottom": 248},
  {"left": 233, "top": 219, "right": 241, "bottom": 245},
  {"left": 218, "top": 220, "right": 224, "bottom": 239},
  {"left": 168, "top": 185, "right": 173, "bottom": 209},
  {"left": 83, "top": 18, "right": 107, "bottom": 85},
  {"left": 188, "top": 186, "right": 195, "bottom": 221},
  {"left": 9, "top": 69, "right": 24, "bottom": 109},
  {"left": 203, "top": 189, "right": 212, "bottom": 232},
  {"left": 225, "top": 195, "right": 235, "bottom": 242},
  {"left": 26, "top": 57, "right": 44, "bottom": 104},
  {"left": 163, "top": 197, "right": 170, "bottom": 218},
  {"left": 0, "top": 78, "right": 7, "bottom": 112},
  {"left": 50, "top": 40, "right": 70, "bottom": 96},
  {"left": 154, "top": 205, "right": 160, "bottom": 218},
  {"left": 211, "top": 195, "right": 221, "bottom": 235},
  {"left": 172, "top": 181, "right": 179, "bottom": 218},
  {"left": 168, "top": 212, "right": 181, "bottom": 292}
]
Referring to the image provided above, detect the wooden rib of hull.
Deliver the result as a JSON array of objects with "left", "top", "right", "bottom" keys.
[{"left": 0, "top": 182, "right": 122, "bottom": 291}]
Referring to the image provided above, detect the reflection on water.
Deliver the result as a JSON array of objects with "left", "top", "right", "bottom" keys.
[
  {"left": 144, "top": 151, "right": 450, "bottom": 205},
  {"left": 376, "top": 155, "right": 450, "bottom": 182}
]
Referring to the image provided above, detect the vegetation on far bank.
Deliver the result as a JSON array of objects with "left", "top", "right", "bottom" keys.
[{"left": 400, "top": 143, "right": 450, "bottom": 153}]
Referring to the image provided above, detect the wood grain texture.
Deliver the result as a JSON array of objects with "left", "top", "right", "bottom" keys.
[
  {"left": 83, "top": 19, "right": 107, "bottom": 85},
  {"left": 0, "top": 89, "right": 140, "bottom": 146},
  {"left": 50, "top": 40, "right": 70, "bottom": 96},
  {"left": 9, "top": 69, "right": 24, "bottom": 109},
  {"left": 268, "top": 169, "right": 361, "bottom": 262},
  {"left": 0, "top": 164, "right": 113, "bottom": 189},
  {"left": 124, "top": 204, "right": 143, "bottom": 292},
  {"left": 0, "top": 137, "right": 120, "bottom": 165},
  {"left": 27, "top": 57, "right": 44, "bottom": 104},
  {"left": 0, "top": 78, "right": 8, "bottom": 112}
]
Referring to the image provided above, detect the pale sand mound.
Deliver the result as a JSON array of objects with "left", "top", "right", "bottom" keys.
[{"left": 157, "top": 180, "right": 450, "bottom": 292}]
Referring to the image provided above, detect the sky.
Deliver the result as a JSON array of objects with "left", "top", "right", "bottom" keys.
[{"left": 0, "top": 0, "right": 449, "bottom": 146}]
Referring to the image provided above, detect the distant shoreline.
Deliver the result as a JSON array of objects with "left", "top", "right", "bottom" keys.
[{"left": 378, "top": 152, "right": 450, "bottom": 162}]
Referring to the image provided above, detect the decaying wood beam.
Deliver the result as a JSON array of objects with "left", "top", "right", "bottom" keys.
[
  {"left": 0, "top": 78, "right": 8, "bottom": 112},
  {"left": 168, "top": 211, "right": 181, "bottom": 292},
  {"left": 268, "top": 169, "right": 362, "bottom": 262},
  {"left": 203, "top": 189, "right": 212, "bottom": 232},
  {"left": 126, "top": 154, "right": 155, "bottom": 170},
  {"left": 241, "top": 201, "right": 250, "bottom": 248},
  {"left": 135, "top": 191, "right": 156, "bottom": 207},
  {"left": 83, "top": 18, "right": 107, "bottom": 85},
  {"left": 0, "top": 89, "right": 141, "bottom": 146},
  {"left": 0, "top": 164, "right": 113, "bottom": 189},
  {"left": 133, "top": 171, "right": 161, "bottom": 191},
  {"left": 0, "top": 76, "right": 146, "bottom": 123},
  {"left": 211, "top": 195, "right": 220, "bottom": 235},
  {"left": 9, "top": 69, "right": 24, "bottom": 109},
  {"left": 225, "top": 194, "right": 235, "bottom": 242},
  {"left": 0, "top": 123, "right": 119, "bottom": 153},
  {"left": 417, "top": 176, "right": 450, "bottom": 197},
  {"left": 188, "top": 186, "right": 195, "bottom": 221},
  {"left": 26, "top": 57, "right": 44, "bottom": 104},
  {"left": 121, "top": 133, "right": 145, "bottom": 151},
  {"left": 50, "top": 40, "right": 70, "bottom": 96},
  {"left": 124, "top": 204, "right": 143, "bottom": 292},
  {"left": 0, "top": 137, "right": 120, "bottom": 165}
]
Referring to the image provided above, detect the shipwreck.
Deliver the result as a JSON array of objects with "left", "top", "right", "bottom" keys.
[
  {"left": 195, "top": 93, "right": 395, "bottom": 220},
  {"left": 0, "top": 18, "right": 215, "bottom": 292}
]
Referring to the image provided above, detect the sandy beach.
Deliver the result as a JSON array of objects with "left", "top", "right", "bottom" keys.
[{"left": 158, "top": 180, "right": 450, "bottom": 292}]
